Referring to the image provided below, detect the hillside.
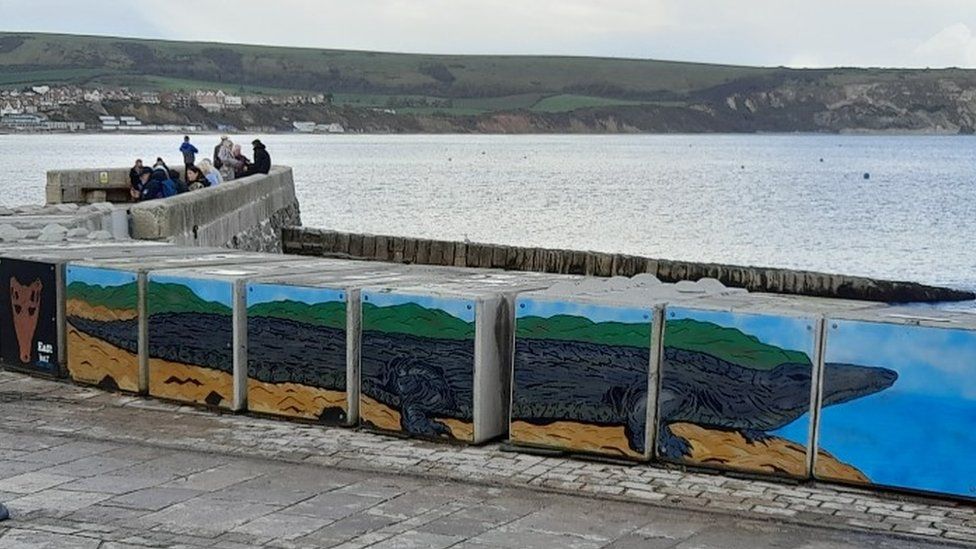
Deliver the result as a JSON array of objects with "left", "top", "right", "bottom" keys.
[
  {"left": 248, "top": 300, "right": 346, "bottom": 329},
  {"left": 66, "top": 280, "right": 137, "bottom": 311},
  {"left": 516, "top": 315, "right": 651, "bottom": 348},
  {"left": 664, "top": 319, "right": 811, "bottom": 370},
  {"left": 5, "top": 32, "right": 976, "bottom": 133},
  {"left": 362, "top": 302, "right": 475, "bottom": 340},
  {"left": 147, "top": 282, "right": 232, "bottom": 316}
]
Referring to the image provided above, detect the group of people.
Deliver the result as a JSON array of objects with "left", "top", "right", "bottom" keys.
[{"left": 129, "top": 136, "right": 272, "bottom": 201}]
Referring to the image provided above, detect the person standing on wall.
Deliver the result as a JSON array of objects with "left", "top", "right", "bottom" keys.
[{"left": 179, "top": 136, "right": 199, "bottom": 171}]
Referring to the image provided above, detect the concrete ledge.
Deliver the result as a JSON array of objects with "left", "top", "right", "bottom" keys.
[
  {"left": 282, "top": 227, "right": 975, "bottom": 303},
  {"left": 130, "top": 166, "right": 300, "bottom": 251},
  {"left": 47, "top": 167, "right": 133, "bottom": 204}
]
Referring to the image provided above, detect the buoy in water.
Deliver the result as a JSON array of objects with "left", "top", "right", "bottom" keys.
[
  {"left": 863, "top": 172, "right": 870, "bottom": 180},
  {"left": 820, "top": 158, "right": 824, "bottom": 162}
]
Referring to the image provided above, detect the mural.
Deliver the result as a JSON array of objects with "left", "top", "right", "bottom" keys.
[
  {"left": 246, "top": 283, "right": 348, "bottom": 423},
  {"left": 817, "top": 320, "right": 975, "bottom": 499},
  {"left": 65, "top": 266, "right": 139, "bottom": 392},
  {"left": 147, "top": 274, "right": 234, "bottom": 408},
  {"left": 360, "top": 291, "right": 475, "bottom": 442},
  {"left": 659, "top": 307, "right": 896, "bottom": 479},
  {"left": 0, "top": 259, "right": 58, "bottom": 375},
  {"left": 510, "top": 298, "right": 652, "bottom": 459}
]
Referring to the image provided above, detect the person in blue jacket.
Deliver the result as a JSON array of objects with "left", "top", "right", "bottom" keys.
[{"left": 179, "top": 135, "right": 199, "bottom": 170}]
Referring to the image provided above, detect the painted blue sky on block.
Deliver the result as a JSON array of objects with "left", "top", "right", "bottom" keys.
[
  {"left": 149, "top": 273, "right": 232, "bottom": 308},
  {"left": 667, "top": 306, "right": 815, "bottom": 358},
  {"left": 517, "top": 298, "right": 651, "bottom": 325},
  {"left": 819, "top": 319, "right": 976, "bottom": 498},
  {"left": 67, "top": 265, "right": 136, "bottom": 288},
  {"left": 247, "top": 283, "right": 345, "bottom": 307},
  {"left": 363, "top": 291, "right": 474, "bottom": 323},
  {"left": 826, "top": 319, "right": 976, "bottom": 400}
]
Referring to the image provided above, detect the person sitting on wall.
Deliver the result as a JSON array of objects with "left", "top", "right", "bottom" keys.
[
  {"left": 179, "top": 135, "right": 199, "bottom": 170},
  {"left": 186, "top": 165, "right": 208, "bottom": 191},
  {"left": 217, "top": 137, "right": 241, "bottom": 181},
  {"left": 231, "top": 144, "right": 251, "bottom": 178},
  {"left": 242, "top": 139, "right": 271, "bottom": 176},
  {"left": 198, "top": 159, "right": 223, "bottom": 187},
  {"left": 128, "top": 158, "right": 144, "bottom": 200},
  {"left": 134, "top": 167, "right": 153, "bottom": 201},
  {"left": 168, "top": 169, "right": 188, "bottom": 194},
  {"left": 140, "top": 168, "right": 164, "bottom": 200}
]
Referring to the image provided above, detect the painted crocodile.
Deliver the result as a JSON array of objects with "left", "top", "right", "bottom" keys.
[
  {"left": 512, "top": 341, "right": 897, "bottom": 455},
  {"left": 655, "top": 347, "right": 898, "bottom": 458}
]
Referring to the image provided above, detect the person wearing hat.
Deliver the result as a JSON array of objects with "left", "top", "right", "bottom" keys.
[{"left": 243, "top": 139, "right": 271, "bottom": 176}]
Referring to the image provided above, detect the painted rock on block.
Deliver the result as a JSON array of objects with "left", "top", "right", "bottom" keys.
[{"left": 65, "top": 266, "right": 139, "bottom": 392}]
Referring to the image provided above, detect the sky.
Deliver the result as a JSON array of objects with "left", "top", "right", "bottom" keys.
[
  {"left": 248, "top": 283, "right": 345, "bottom": 307},
  {"left": 3, "top": 1, "right": 976, "bottom": 68},
  {"left": 67, "top": 266, "right": 136, "bottom": 288}
]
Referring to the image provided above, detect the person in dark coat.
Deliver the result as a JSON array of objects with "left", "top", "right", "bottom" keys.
[
  {"left": 244, "top": 139, "right": 271, "bottom": 176},
  {"left": 128, "top": 159, "right": 144, "bottom": 200}
]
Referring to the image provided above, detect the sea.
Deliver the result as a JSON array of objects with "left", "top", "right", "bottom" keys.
[{"left": 2, "top": 133, "right": 975, "bottom": 299}]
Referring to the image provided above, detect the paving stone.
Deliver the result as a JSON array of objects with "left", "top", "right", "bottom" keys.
[
  {"left": 288, "top": 492, "right": 386, "bottom": 520},
  {"left": 105, "top": 487, "right": 203, "bottom": 511},
  {"left": 0, "top": 529, "right": 101, "bottom": 548},
  {"left": 0, "top": 472, "right": 76, "bottom": 494},
  {"left": 367, "top": 530, "right": 464, "bottom": 549},
  {"left": 231, "top": 511, "right": 332, "bottom": 540},
  {"left": 136, "top": 496, "right": 279, "bottom": 537},
  {"left": 7, "top": 488, "right": 111, "bottom": 515}
]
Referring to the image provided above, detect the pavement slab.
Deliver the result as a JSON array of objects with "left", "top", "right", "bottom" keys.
[{"left": 0, "top": 369, "right": 970, "bottom": 548}]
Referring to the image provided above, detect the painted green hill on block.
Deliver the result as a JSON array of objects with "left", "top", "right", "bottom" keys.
[
  {"left": 147, "top": 282, "right": 232, "bottom": 316},
  {"left": 665, "top": 318, "right": 811, "bottom": 370},
  {"left": 516, "top": 315, "right": 651, "bottom": 348},
  {"left": 248, "top": 300, "right": 345, "bottom": 329},
  {"left": 362, "top": 302, "right": 474, "bottom": 340},
  {"left": 66, "top": 281, "right": 137, "bottom": 311}
]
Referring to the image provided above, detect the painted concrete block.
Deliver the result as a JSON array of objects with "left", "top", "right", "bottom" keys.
[
  {"left": 146, "top": 260, "right": 341, "bottom": 410},
  {"left": 65, "top": 266, "right": 139, "bottom": 391},
  {"left": 245, "top": 264, "right": 454, "bottom": 425},
  {"left": 0, "top": 258, "right": 59, "bottom": 376},
  {"left": 657, "top": 294, "right": 880, "bottom": 479},
  {"left": 360, "top": 273, "right": 570, "bottom": 443},
  {"left": 509, "top": 278, "right": 742, "bottom": 460},
  {"left": 64, "top": 250, "right": 300, "bottom": 393},
  {"left": 0, "top": 243, "right": 181, "bottom": 377},
  {"left": 511, "top": 298, "right": 655, "bottom": 459},
  {"left": 816, "top": 309, "right": 976, "bottom": 500}
]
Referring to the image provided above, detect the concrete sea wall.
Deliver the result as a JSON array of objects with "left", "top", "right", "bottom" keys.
[
  {"left": 47, "top": 166, "right": 301, "bottom": 253},
  {"left": 282, "top": 228, "right": 974, "bottom": 303}
]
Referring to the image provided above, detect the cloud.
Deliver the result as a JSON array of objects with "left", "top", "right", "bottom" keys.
[
  {"left": 913, "top": 23, "right": 976, "bottom": 67},
  {"left": 3, "top": 0, "right": 976, "bottom": 67}
]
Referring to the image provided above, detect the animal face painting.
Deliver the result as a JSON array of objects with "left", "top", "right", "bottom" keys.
[{"left": 11, "top": 277, "right": 42, "bottom": 363}]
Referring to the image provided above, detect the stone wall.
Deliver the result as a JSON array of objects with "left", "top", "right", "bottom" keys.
[
  {"left": 282, "top": 227, "right": 974, "bottom": 303},
  {"left": 129, "top": 167, "right": 300, "bottom": 253}
]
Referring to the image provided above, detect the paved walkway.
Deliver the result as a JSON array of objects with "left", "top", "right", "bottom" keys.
[{"left": 0, "top": 370, "right": 973, "bottom": 548}]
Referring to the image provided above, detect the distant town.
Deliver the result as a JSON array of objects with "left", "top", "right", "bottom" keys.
[{"left": 0, "top": 85, "right": 348, "bottom": 134}]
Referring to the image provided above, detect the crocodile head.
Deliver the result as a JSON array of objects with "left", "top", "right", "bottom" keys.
[{"left": 821, "top": 363, "right": 898, "bottom": 408}]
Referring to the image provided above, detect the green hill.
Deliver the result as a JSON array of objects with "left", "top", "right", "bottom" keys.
[
  {"left": 362, "top": 302, "right": 474, "bottom": 341},
  {"left": 664, "top": 318, "right": 811, "bottom": 370},
  {"left": 66, "top": 281, "right": 137, "bottom": 311},
  {"left": 5, "top": 32, "right": 976, "bottom": 131},
  {"left": 248, "top": 300, "right": 345, "bottom": 329},
  {"left": 147, "top": 281, "right": 232, "bottom": 316},
  {"left": 516, "top": 315, "right": 651, "bottom": 348}
]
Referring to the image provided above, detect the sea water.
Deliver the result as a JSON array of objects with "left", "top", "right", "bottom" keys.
[{"left": 2, "top": 133, "right": 974, "bottom": 296}]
